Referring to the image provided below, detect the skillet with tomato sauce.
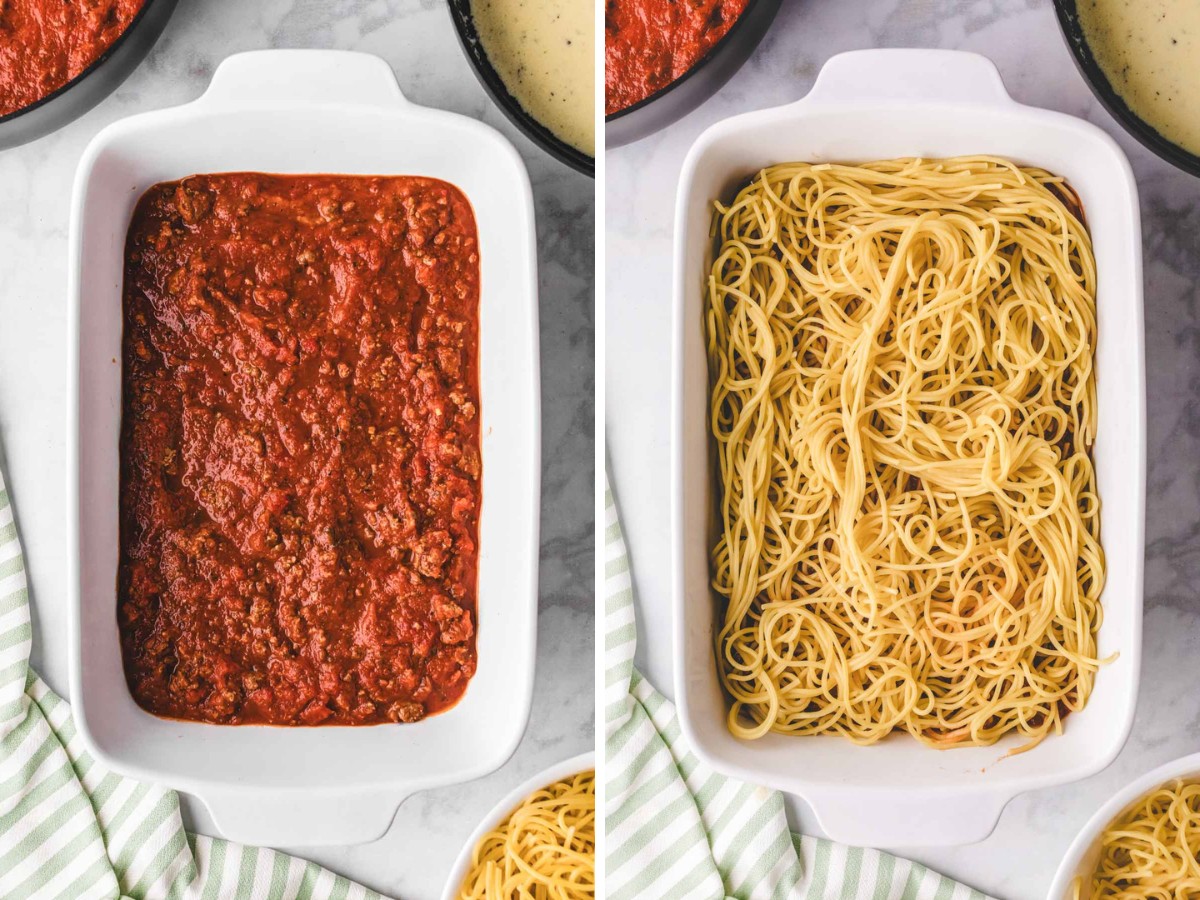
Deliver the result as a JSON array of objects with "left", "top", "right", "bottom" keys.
[
  {"left": 605, "top": 0, "right": 751, "bottom": 115},
  {"left": 0, "top": 0, "right": 146, "bottom": 117}
]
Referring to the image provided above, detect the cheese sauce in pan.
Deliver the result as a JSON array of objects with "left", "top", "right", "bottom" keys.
[
  {"left": 471, "top": 0, "right": 594, "bottom": 156},
  {"left": 1079, "top": 0, "right": 1200, "bottom": 155}
]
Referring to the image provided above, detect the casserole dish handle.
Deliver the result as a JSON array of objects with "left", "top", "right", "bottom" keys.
[
  {"left": 193, "top": 48, "right": 408, "bottom": 111},
  {"left": 803, "top": 48, "right": 1015, "bottom": 108},
  {"left": 803, "top": 785, "right": 1009, "bottom": 847},
  {"left": 199, "top": 786, "right": 408, "bottom": 847}
]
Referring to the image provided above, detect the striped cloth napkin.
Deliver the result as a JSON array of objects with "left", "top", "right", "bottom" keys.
[
  {"left": 603, "top": 476, "right": 993, "bottom": 900},
  {"left": 0, "top": 464, "right": 389, "bottom": 899}
]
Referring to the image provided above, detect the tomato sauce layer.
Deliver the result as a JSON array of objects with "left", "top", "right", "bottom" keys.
[
  {"left": 119, "top": 173, "right": 481, "bottom": 726},
  {"left": 0, "top": 0, "right": 146, "bottom": 117},
  {"left": 604, "top": 0, "right": 750, "bottom": 115}
]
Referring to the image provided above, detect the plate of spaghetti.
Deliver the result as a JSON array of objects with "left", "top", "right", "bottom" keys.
[
  {"left": 443, "top": 752, "right": 595, "bottom": 900},
  {"left": 1050, "top": 753, "right": 1200, "bottom": 899}
]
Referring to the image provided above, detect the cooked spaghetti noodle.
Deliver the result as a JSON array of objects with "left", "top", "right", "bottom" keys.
[
  {"left": 1072, "top": 780, "right": 1200, "bottom": 898},
  {"left": 707, "top": 157, "right": 1104, "bottom": 749},
  {"left": 458, "top": 768, "right": 595, "bottom": 899}
]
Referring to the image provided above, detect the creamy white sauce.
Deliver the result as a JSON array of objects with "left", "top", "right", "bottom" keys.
[
  {"left": 472, "top": 0, "right": 594, "bottom": 157},
  {"left": 1079, "top": 0, "right": 1200, "bottom": 155}
]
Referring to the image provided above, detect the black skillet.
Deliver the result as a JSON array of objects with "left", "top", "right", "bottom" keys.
[
  {"left": 605, "top": 0, "right": 783, "bottom": 149},
  {"left": 0, "top": 0, "right": 179, "bottom": 151}
]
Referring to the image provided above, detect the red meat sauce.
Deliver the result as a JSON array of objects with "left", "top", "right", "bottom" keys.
[
  {"left": 605, "top": 0, "right": 750, "bottom": 116},
  {"left": 0, "top": 0, "right": 146, "bottom": 117},
  {"left": 119, "top": 173, "right": 482, "bottom": 726}
]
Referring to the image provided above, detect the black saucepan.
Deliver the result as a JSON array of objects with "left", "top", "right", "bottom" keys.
[
  {"left": 0, "top": 0, "right": 179, "bottom": 151},
  {"left": 605, "top": 0, "right": 783, "bottom": 149},
  {"left": 448, "top": 0, "right": 594, "bottom": 178},
  {"left": 1053, "top": 0, "right": 1200, "bottom": 178}
]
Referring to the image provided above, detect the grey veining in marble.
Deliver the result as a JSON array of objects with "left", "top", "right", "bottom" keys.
[
  {"left": 0, "top": 2, "right": 593, "bottom": 898},
  {"left": 606, "top": 1, "right": 1200, "bottom": 898}
]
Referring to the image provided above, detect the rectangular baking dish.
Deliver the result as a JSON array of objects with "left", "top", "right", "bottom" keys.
[
  {"left": 67, "top": 49, "right": 540, "bottom": 847},
  {"left": 672, "top": 49, "right": 1144, "bottom": 848}
]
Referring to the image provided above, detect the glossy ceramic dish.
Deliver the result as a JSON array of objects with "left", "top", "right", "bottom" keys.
[
  {"left": 68, "top": 49, "right": 541, "bottom": 847},
  {"left": 1047, "top": 752, "right": 1200, "bottom": 899},
  {"left": 672, "top": 48, "right": 1145, "bottom": 848},
  {"left": 440, "top": 752, "right": 595, "bottom": 900},
  {"left": 605, "top": 0, "right": 782, "bottom": 149},
  {"left": 0, "top": 0, "right": 178, "bottom": 151}
]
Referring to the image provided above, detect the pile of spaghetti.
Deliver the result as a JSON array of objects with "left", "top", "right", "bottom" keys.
[
  {"left": 707, "top": 157, "right": 1105, "bottom": 749},
  {"left": 458, "top": 769, "right": 595, "bottom": 899},
  {"left": 1074, "top": 780, "right": 1200, "bottom": 898}
]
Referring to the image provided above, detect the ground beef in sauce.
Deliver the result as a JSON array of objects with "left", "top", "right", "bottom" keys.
[
  {"left": 118, "top": 173, "right": 481, "bottom": 726},
  {"left": 0, "top": 0, "right": 147, "bottom": 117}
]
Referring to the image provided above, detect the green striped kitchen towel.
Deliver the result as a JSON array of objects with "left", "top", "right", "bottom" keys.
[
  {"left": 0, "top": 464, "right": 390, "bottom": 899},
  {"left": 603, "top": 476, "right": 993, "bottom": 900}
]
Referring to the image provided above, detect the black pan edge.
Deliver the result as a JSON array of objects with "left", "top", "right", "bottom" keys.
[
  {"left": 1052, "top": 0, "right": 1200, "bottom": 178},
  {"left": 448, "top": 0, "right": 595, "bottom": 178}
]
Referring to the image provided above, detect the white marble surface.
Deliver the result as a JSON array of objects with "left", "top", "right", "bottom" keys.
[
  {"left": 606, "top": 1, "right": 1200, "bottom": 897},
  {"left": 0, "top": 2, "right": 593, "bottom": 898}
]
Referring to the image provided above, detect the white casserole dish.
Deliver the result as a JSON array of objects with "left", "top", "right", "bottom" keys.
[
  {"left": 67, "top": 49, "right": 540, "bottom": 847},
  {"left": 1047, "top": 752, "right": 1200, "bottom": 899},
  {"left": 672, "top": 49, "right": 1145, "bottom": 848},
  {"left": 440, "top": 751, "right": 594, "bottom": 900}
]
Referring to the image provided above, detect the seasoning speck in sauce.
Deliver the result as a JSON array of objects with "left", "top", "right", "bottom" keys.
[
  {"left": 0, "top": 0, "right": 147, "bottom": 117},
  {"left": 605, "top": 0, "right": 750, "bottom": 116},
  {"left": 1079, "top": 0, "right": 1200, "bottom": 156},
  {"left": 119, "top": 173, "right": 481, "bottom": 727}
]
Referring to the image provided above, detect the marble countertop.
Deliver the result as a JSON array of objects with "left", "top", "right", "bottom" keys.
[
  {"left": 606, "top": 1, "right": 1200, "bottom": 897},
  {"left": 0, "top": 2, "right": 593, "bottom": 897}
]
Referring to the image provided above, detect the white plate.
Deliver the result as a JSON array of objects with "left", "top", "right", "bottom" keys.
[
  {"left": 440, "top": 752, "right": 595, "bottom": 900},
  {"left": 1048, "top": 752, "right": 1200, "bottom": 899},
  {"left": 672, "top": 49, "right": 1145, "bottom": 848},
  {"left": 67, "top": 49, "right": 540, "bottom": 847}
]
